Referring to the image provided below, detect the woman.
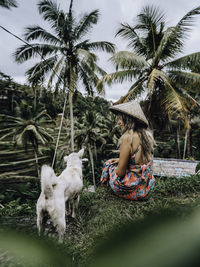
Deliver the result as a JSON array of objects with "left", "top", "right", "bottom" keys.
[{"left": 100, "top": 100, "right": 155, "bottom": 200}]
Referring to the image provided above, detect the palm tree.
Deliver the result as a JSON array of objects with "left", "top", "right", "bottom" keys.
[
  {"left": 98, "top": 5, "right": 200, "bottom": 121},
  {"left": 0, "top": 0, "right": 17, "bottom": 9},
  {"left": 0, "top": 100, "right": 53, "bottom": 176},
  {"left": 14, "top": 0, "right": 115, "bottom": 152},
  {"left": 75, "top": 110, "right": 106, "bottom": 190}
]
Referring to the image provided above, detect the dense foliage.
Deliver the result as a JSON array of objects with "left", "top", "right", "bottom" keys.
[{"left": 1, "top": 2, "right": 200, "bottom": 266}]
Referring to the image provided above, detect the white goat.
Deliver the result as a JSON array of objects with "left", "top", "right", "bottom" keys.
[{"left": 36, "top": 148, "right": 84, "bottom": 242}]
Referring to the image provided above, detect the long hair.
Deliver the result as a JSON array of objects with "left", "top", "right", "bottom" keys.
[{"left": 118, "top": 113, "right": 155, "bottom": 163}]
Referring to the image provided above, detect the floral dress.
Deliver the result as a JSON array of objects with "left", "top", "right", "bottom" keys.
[{"left": 100, "top": 147, "right": 155, "bottom": 200}]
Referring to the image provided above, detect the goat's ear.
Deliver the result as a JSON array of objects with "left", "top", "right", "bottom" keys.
[
  {"left": 64, "top": 156, "right": 68, "bottom": 162},
  {"left": 78, "top": 148, "right": 84, "bottom": 158}
]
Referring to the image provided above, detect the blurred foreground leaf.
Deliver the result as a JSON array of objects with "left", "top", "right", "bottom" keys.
[
  {"left": 0, "top": 229, "right": 71, "bottom": 266},
  {"left": 89, "top": 208, "right": 200, "bottom": 267}
]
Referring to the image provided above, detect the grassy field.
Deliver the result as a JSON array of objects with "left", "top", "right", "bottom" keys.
[{"left": 1, "top": 175, "right": 200, "bottom": 266}]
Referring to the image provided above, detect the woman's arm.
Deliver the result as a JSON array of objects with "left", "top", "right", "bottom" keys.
[
  {"left": 109, "top": 158, "right": 119, "bottom": 164},
  {"left": 116, "top": 134, "right": 131, "bottom": 177}
]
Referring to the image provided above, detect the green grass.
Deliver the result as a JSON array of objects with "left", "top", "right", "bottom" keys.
[
  {"left": 1, "top": 175, "right": 200, "bottom": 266},
  {"left": 68, "top": 175, "right": 200, "bottom": 266}
]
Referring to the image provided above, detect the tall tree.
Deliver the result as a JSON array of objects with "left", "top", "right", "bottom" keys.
[
  {"left": 14, "top": 0, "right": 115, "bottom": 152},
  {"left": 0, "top": 0, "right": 17, "bottom": 9},
  {"left": 0, "top": 100, "right": 53, "bottom": 176},
  {"left": 98, "top": 5, "right": 200, "bottom": 121}
]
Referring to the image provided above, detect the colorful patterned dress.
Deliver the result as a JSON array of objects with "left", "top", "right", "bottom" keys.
[{"left": 100, "top": 147, "right": 155, "bottom": 200}]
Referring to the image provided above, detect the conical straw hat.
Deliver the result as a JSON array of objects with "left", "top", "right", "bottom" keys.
[{"left": 110, "top": 100, "right": 149, "bottom": 127}]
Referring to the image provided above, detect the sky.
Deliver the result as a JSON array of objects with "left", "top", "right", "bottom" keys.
[{"left": 0, "top": 0, "right": 200, "bottom": 101}]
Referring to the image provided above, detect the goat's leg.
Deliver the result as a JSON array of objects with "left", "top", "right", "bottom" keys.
[
  {"left": 65, "top": 201, "right": 71, "bottom": 216},
  {"left": 36, "top": 207, "right": 44, "bottom": 236},
  {"left": 54, "top": 200, "right": 67, "bottom": 243},
  {"left": 57, "top": 217, "right": 66, "bottom": 243},
  {"left": 72, "top": 195, "right": 80, "bottom": 218}
]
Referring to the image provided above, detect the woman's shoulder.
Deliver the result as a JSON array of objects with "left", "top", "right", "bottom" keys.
[
  {"left": 132, "top": 131, "right": 140, "bottom": 140},
  {"left": 121, "top": 130, "right": 138, "bottom": 138},
  {"left": 121, "top": 130, "right": 134, "bottom": 141},
  {"left": 131, "top": 131, "right": 141, "bottom": 149},
  {"left": 120, "top": 132, "right": 132, "bottom": 144},
  {"left": 121, "top": 131, "right": 140, "bottom": 146}
]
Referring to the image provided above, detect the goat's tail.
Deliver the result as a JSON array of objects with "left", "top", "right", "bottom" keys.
[{"left": 40, "top": 165, "right": 57, "bottom": 198}]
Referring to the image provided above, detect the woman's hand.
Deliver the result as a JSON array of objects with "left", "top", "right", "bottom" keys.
[{"left": 109, "top": 158, "right": 119, "bottom": 164}]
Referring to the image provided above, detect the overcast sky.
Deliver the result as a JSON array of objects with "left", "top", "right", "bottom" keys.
[{"left": 0, "top": 0, "right": 200, "bottom": 101}]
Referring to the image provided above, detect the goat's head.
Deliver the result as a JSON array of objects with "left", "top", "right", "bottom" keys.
[{"left": 64, "top": 148, "right": 85, "bottom": 168}]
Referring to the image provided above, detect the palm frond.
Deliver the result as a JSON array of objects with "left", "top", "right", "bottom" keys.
[
  {"left": 78, "top": 68, "right": 97, "bottom": 96},
  {"left": 152, "top": 27, "right": 181, "bottom": 64},
  {"left": 0, "top": 114, "right": 23, "bottom": 123},
  {"left": 0, "top": 130, "right": 15, "bottom": 141},
  {"left": 74, "top": 39, "right": 89, "bottom": 50},
  {"left": 0, "top": 0, "right": 17, "bottom": 9},
  {"left": 137, "top": 5, "right": 165, "bottom": 56},
  {"left": 77, "top": 48, "right": 97, "bottom": 67},
  {"left": 98, "top": 70, "right": 138, "bottom": 89},
  {"left": 68, "top": 0, "right": 73, "bottom": 16},
  {"left": 168, "top": 70, "right": 200, "bottom": 91},
  {"left": 14, "top": 43, "right": 60, "bottom": 63},
  {"left": 24, "top": 25, "right": 60, "bottom": 44},
  {"left": 17, "top": 125, "right": 52, "bottom": 146},
  {"left": 53, "top": 65, "right": 67, "bottom": 92},
  {"left": 84, "top": 41, "right": 116, "bottom": 54},
  {"left": 159, "top": 76, "right": 189, "bottom": 116},
  {"left": 166, "top": 6, "right": 200, "bottom": 53},
  {"left": 179, "top": 88, "right": 200, "bottom": 108},
  {"left": 75, "top": 10, "right": 99, "bottom": 40},
  {"left": 79, "top": 62, "right": 105, "bottom": 95},
  {"left": 93, "top": 63, "right": 107, "bottom": 76},
  {"left": 137, "top": 5, "right": 165, "bottom": 29},
  {"left": 147, "top": 68, "right": 167, "bottom": 86},
  {"left": 116, "top": 23, "right": 146, "bottom": 52},
  {"left": 110, "top": 51, "right": 149, "bottom": 70},
  {"left": 144, "top": 69, "right": 189, "bottom": 115},
  {"left": 162, "top": 89, "right": 189, "bottom": 117},
  {"left": 25, "top": 56, "right": 58, "bottom": 84},
  {"left": 38, "top": 0, "right": 61, "bottom": 29},
  {"left": 119, "top": 81, "right": 145, "bottom": 104},
  {"left": 176, "top": 6, "right": 200, "bottom": 31},
  {"left": 165, "top": 52, "right": 200, "bottom": 70},
  {"left": 34, "top": 109, "right": 50, "bottom": 121},
  {"left": 147, "top": 68, "right": 164, "bottom": 90},
  {"left": 58, "top": 11, "right": 76, "bottom": 43},
  {"left": 37, "top": 126, "right": 54, "bottom": 141},
  {"left": 47, "top": 56, "right": 64, "bottom": 88}
]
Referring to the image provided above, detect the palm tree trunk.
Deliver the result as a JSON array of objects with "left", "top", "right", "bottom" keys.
[
  {"left": 68, "top": 62, "right": 75, "bottom": 152},
  {"left": 88, "top": 143, "right": 96, "bottom": 190},
  {"left": 189, "top": 128, "right": 193, "bottom": 158},
  {"left": 187, "top": 128, "right": 191, "bottom": 158},
  {"left": 183, "top": 115, "right": 191, "bottom": 160},
  {"left": 69, "top": 92, "right": 74, "bottom": 152},
  {"left": 183, "top": 130, "right": 188, "bottom": 159},
  {"left": 176, "top": 121, "right": 180, "bottom": 158},
  {"left": 187, "top": 115, "right": 191, "bottom": 158}
]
